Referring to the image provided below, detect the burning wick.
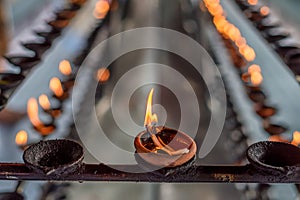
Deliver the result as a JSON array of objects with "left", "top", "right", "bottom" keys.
[
  {"left": 15, "top": 130, "right": 28, "bottom": 150},
  {"left": 144, "top": 89, "right": 189, "bottom": 156}
]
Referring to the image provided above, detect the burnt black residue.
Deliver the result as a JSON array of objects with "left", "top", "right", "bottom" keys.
[
  {"left": 24, "top": 140, "right": 83, "bottom": 171},
  {"left": 140, "top": 127, "right": 177, "bottom": 151},
  {"left": 0, "top": 192, "right": 24, "bottom": 200},
  {"left": 247, "top": 141, "right": 300, "bottom": 174},
  {"left": 248, "top": 89, "right": 266, "bottom": 103}
]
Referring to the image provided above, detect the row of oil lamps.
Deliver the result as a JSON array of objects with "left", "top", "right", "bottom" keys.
[
  {"left": 1, "top": 1, "right": 112, "bottom": 198},
  {"left": 233, "top": 0, "right": 300, "bottom": 144},
  {"left": 235, "top": 0, "right": 300, "bottom": 81},
  {"left": 14, "top": 0, "right": 112, "bottom": 148},
  {"left": 203, "top": 0, "right": 300, "bottom": 143},
  {"left": 14, "top": 0, "right": 300, "bottom": 178},
  {"left": 2, "top": 2, "right": 300, "bottom": 200},
  {"left": 0, "top": 0, "right": 88, "bottom": 113}
]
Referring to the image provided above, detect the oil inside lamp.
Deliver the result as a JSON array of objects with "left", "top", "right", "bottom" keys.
[
  {"left": 134, "top": 89, "right": 197, "bottom": 167},
  {"left": 15, "top": 130, "right": 28, "bottom": 150}
]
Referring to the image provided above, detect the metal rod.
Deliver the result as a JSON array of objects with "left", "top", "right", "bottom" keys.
[{"left": 0, "top": 163, "right": 299, "bottom": 183}]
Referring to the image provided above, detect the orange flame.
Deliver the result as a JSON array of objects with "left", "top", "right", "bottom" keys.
[
  {"left": 93, "top": 0, "right": 110, "bottom": 19},
  {"left": 260, "top": 6, "right": 270, "bottom": 16},
  {"left": 59, "top": 60, "right": 72, "bottom": 76},
  {"left": 235, "top": 37, "right": 247, "bottom": 48},
  {"left": 291, "top": 131, "right": 300, "bottom": 146},
  {"left": 144, "top": 88, "right": 158, "bottom": 127},
  {"left": 39, "top": 94, "right": 51, "bottom": 110},
  {"left": 250, "top": 71, "right": 263, "bottom": 86},
  {"left": 27, "top": 98, "right": 42, "bottom": 127},
  {"left": 248, "top": 0, "right": 258, "bottom": 5},
  {"left": 269, "top": 135, "right": 286, "bottom": 143},
  {"left": 96, "top": 68, "right": 110, "bottom": 83},
  {"left": 15, "top": 130, "right": 28, "bottom": 146},
  {"left": 248, "top": 64, "right": 261, "bottom": 74},
  {"left": 240, "top": 46, "right": 256, "bottom": 62},
  {"left": 37, "top": 126, "right": 55, "bottom": 136},
  {"left": 49, "top": 77, "right": 64, "bottom": 97}
]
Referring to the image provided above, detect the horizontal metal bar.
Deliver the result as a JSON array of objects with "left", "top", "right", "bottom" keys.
[{"left": 0, "top": 163, "right": 299, "bottom": 183}]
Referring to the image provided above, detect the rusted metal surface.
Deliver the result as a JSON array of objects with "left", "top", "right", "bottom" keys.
[{"left": 0, "top": 162, "right": 300, "bottom": 183}]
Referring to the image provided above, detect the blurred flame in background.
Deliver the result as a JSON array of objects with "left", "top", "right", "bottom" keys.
[
  {"left": 59, "top": 60, "right": 72, "bottom": 76},
  {"left": 39, "top": 94, "right": 51, "bottom": 110},
  {"left": 15, "top": 130, "right": 28, "bottom": 147},
  {"left": 93, "top": 0, "right": 110, "bottom": 19},
  {"left": 49, "top": 77, "right": 64, "bottom": 97},
  {"left": 96, "top": 68, "right": 110, "bottom": 83}
]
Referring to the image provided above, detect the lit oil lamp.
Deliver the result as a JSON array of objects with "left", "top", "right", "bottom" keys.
[
  {"left": 59, "top": 60, "right": 75, "bottom": 89},
  {"left": 27, "top": 98, "right": 55, "bottom": 137},
  {"left": 260, "top": 6, "right": 270, "bottom": 17},
  {"left": 38, "top": 94, "right": 62, "bottom": 117},
  {"left": 49, "top": 77, "right": 69, "bottom": 101},
  {"left": 96, "top": 68, "right": 110, "bottom": 83},
  {"left": 134, "top": 89, "right": 197, "bottom": 167},
  {"left": 242, "top": 64, "right": 264, "bottom": 91},
  {"left": 93, "top": 0, "right": 110, "bottom": 19}
]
